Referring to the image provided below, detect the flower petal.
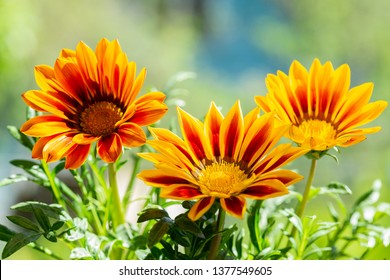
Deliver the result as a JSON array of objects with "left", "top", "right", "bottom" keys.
[
  {"left": 239, "top": 113, "right": 289, "bottom": 167},
  {"left": 160, "top": 185, "right": 206, "bottom": 200},
  {"left": 137, "top": 168, "right": 191, "bottom": 188},
  {"left": 21, "top": 115, "right": 72, "bottom": 137},
  {"left": 65, "top": 144, "right": 91, "bottom": 169},
  {"left": 22, "top": 90, "right": 75, "bottom": 119},
  {"left": 177, "top": 107, "right": 213, "bottom": 161},
  {"left": 204, "top": 102, "right": 223, "bottom": 158},
  {"left": 130, "top": 95, "right": 168, "bottom": 126},
  {"left": 73, "top": 133, "right": 100, "bottom": 144},
  {"left": 258, "top": 170, "right": 304, "bottom": 186},
  {"left": 188, "top": 197, "right": 215, "bottom": 221},
  {"left": 42, "top": 133, "right": 77, "bottom": 163},
  {"left": 117, "top": 123, "right": 146, "bottom": 147},
  {"left": 97, "top": 133, "right": 123, "bottom": 163},
  {"left": 54, "top": 59, "right": 86, "bottom": 104},
  {"left": 253, "top": 144, "right": 309, "bottom": 175},
  {"left": 220, "top": 196, "right": 246, "bottom": 219},
  {"left": 241, "top": 179, "right": 289, "bottom": 200},
  {"left": 219, "top": 101, "right": 244, "bottom": 160},
  {"left": 32, "top": 136, "right": 55, "bottom": 159}
]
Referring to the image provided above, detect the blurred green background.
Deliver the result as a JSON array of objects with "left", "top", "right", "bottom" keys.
[{"left": 0, "top": 0, "right": 389, "bottom": 259}]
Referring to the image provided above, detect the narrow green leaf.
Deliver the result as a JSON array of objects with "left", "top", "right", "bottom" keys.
[
  {"left": 320, "top": 181, "right": 352, "bottom": 195},
  {"left": 52, "top": 162, "right": 65, "bottom": 175},
  {"left": 170, "top": 229, "right": 191, "bottom": 247},
  {"left": 137, "top": 208, "right": 169, "bottom": 223},
  {"left": 10, "top": 160, "right": 47, "bottom": 182},
  {"left": 327, "top": 203, "right": 339, "bottom": 222},
  {"left": 160, "top": 239, "right": 176, "bottom": 259},
  {"left": 174, "top": 214, "right": 204, "bottom": 238},
  {"left": 51, "top": 221, "right": 65, "bottom": 231},
  {"left": 2, "top": 232, "right": 42, "bottom": 259},
  {"left": 0, "top": 224, "right": 16, "bottom": 242},
  {"left": 353, "top": 180, "right": 381, "bottom": 209},
  {"left": 70, "top": 247, "right": 92, "bottom": 259},
  {"left": 280, "top": 209, "right": 303, "bottom": 235},
  {"left": 31, "top": 205, "right": 51, "bottom": 233},
  {"left": 303, "top": 246, "right": 332, "bottom": 259},
  {"left": 0, "top": 174, "right": 29, "bottom": 187},
  {"left": 148, "top": 217, "right": 172, "bottom": 248},
  {"left": 7, "top": 216, "right": 41, "bottom": 232},
  {"left": 11, "top": 201, "right": 69, "bottom": 221},
  {"left": 7, "top": 125, "right": 34, "bottom": 150},
  {"left": 45, "top": 231, "right": 57, "bottom": 242},
  {"left": 247, "top": 200, "right": 262, "bottom": 253}
]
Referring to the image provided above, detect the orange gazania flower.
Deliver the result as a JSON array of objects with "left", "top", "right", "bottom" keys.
[
  {"left": 256, "top": 59, "right": 387, "bottom": 153},
  {"left": 21, "top": 38, "right": 168, "bottom": 169},
  {"left": 137, "top": 101, "right": 308, "bottom": 221}
]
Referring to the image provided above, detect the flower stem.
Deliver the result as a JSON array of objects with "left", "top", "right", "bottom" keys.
[
  {"left": 108, "top": 163, "right": 125, "bottom": 228},
  {"left": 297, "top": 159, "right": 317, "bottom": 218},
  {"left": 207, "top": 205, "right": 226, "bottom": 260},
  {"left": 41, "top": 160, "right": 66, "bottom": 210},
  {"left": 123, "top": 150, "right": 144, "bottom": 211}
]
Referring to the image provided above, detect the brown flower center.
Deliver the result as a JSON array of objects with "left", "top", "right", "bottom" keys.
[{"left": 80, "top": 101, "right": 123, "bottom": 136}]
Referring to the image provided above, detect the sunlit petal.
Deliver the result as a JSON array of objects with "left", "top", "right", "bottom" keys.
[{"left": 188, "top": 197, "right": 215, "bottom": 221}]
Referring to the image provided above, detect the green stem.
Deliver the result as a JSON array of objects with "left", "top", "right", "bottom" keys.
[
  {"left": 41, "top": 160, "right": 66, "bottom": 209},
  {"left": 207, "top": 205, "right": 226, "bottom": 260},
  {"left": 108, "top": 163, "right": 125, "bottom": 228},
  {"left": 297, "top": 159, "right": 317, "bottom": 219},
  {"left": 123, "top": 147, "right": 145, "bottom": 211}
]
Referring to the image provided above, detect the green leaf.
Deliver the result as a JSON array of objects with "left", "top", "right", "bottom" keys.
[
  {"left": 327, "top": 202, "right": 339, "bottom": 222},
  {"left": 7, "top": 125, "right": 34, "bottom": 150},
  {"left": 303, "top": 246, "right": 332, "bottom": 259},
  {"left": 160, "top": 239, "right": 176, "bottom": 259},
  {"left": 45, "top": 231, "right": 57, "bottom": 242},
  {"left": 52, "top": 162, "right": 66, "bottom": 175},
  {"left": 0, "top": 174, "right": 29, "bottom": 187},
  {"left": 51, "top": 221, "right": 65, "bottom": 231},
  {"left": 31, "top": 205, "right": 51, "bottom": 233},
  {"left": 280, "top": 209, "right": 303, "bottom": 235},
  {"left": 10, "top": 160, "right": 47, "bottom": 183},
  {"left": 0, "top": 224, "right": 16, "bottom": 242},
  {"left": 70, "top": 247, "right": 92, "bottom": 260},
  {"left": 320, "top": 181, "right": 352, "bottom": 195},
  {"left": 137, "top": 208, "right": 169, "bottom": 223},
  {"left": 11, "top": 201, "right": 70, "bottom": 221},
  {"left": 247, "top": 200, "right": 262, "bottom": 253},
  {"left": 353, "top": 180, "right": 381, "bottom": 209},
  {"left": 307, "top": 222, "right": 338, "bottom": 248},
  {"left": 174, "top": 214, "right": 204, "bottom": 238},
  {"left": 170, "top": 229, "right": 191, "bottom": 247},
  {"left": 148, "top": 217, "right": 172, "bottom": 248},
  {"left": 2, "top": 232, "right": 42, "bottom": 259},
  {"left": 7, "top": 216, "right": 41, "bottom": 232}
]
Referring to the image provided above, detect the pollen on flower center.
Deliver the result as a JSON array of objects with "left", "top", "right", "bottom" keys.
[
  {"left": 298, "top": 119, "right": 337, "bottom": 140},
  {"left": 80, "top": 101, "right": 123, "bottom": 136},
  {"left": 197, "top": 161, "right": 248, "bottom": 196}
]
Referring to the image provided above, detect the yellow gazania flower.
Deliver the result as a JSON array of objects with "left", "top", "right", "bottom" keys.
[
  {"left": 21, "top": 38, "right": 168, "bottom": 169},
  {"left": 255, "top": 59, "right": 387, "bottom": 154},
  {"left": 137, "top": 101, "right": 308, "bottom": 221}
]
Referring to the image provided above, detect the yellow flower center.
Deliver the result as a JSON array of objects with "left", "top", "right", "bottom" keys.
[
  {"left": 80, "top": 101, "right": 123, "bottom": 136},
  {"left": 197, "top": 161, "right": 249, "bottom": 197},
  {"left": 292, "top": 119, "right": 337, "bottom": 150}
]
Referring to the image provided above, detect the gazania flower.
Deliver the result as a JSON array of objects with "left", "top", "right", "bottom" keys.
[
  {"left": 137, "top": 101, "right": 308, "bottom": 221},
  {"left": 256, "top": 59, "right": 387, "bottom": 154},
  {"left": 21, "top": 38, "right": 168, "bottom": 169}
]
